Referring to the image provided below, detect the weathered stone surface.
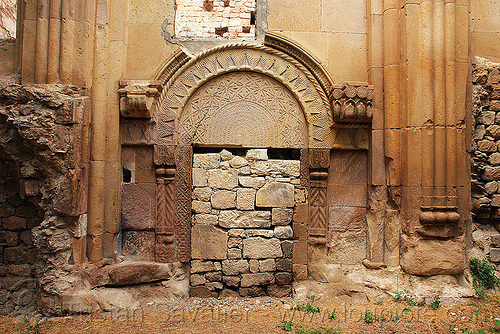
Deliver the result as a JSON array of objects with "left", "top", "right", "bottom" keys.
[
  {"left": 478, "top": 110, "right": 496, "bottom": 124},
  {"left": 2, "top": 216, "right": 27, "bottom": 230},
  {"left": 3, "top": 247, "right": 26, "bottom": 262},
  {"left": 228, "top": 248, "right": 242, "bottom": 259},
  {"left": 122, "top": 231, "right": 155, "bottom": 261},
  {"left": 485, "top": 181, "right": 499, "bottom": 194},
  {"left": 193, "top": 153, "right": 220, "bottom": 169},
  {"left": 191, "top": 274, "right": 207, "bottom": 286},
  {"left": 191, "top": 224, "right": 227, "bottom": 260},
  {"left": 492, "top": 195, "right": 500, "bottom": 207},
  {"left": 193, "top": 187, "right": 212, "bottom": 201},
  {"left": 218, "top": 210, "right": 271, "bottom": 228},
  {"left": 191, "top": 261, "right": 214, "bottom": 274},
  {"left": 490, "top": 248, "right": 500, "bottom": 262},
  {"left": 193, "top": 213, "right": 218, "bottom": 225},
  {"left": 274, "top": 226, "right": 293, "bottom": 239},
  {"left": 491, "top": 235, "right": 500, "bottom": 247},
  {"left": 239, "top": 286, "right": 265, "bottom": 297},
  {"left": 8, "top": 264, "right": 31, "bottom": 277},
  {"left": 206, "top": 282, "right": 223, "bottom": 291},
  {"left": 267, "top": 284, "right": 292, "bottom": 297},
  {"left": 192, "top": 168, "right": 208, "bottom": 187},
  {"left": 223, "top": 276, "right": 240, "bottom": 287},
  {"left": 205, "top": 271, "right": 222, "bottom": 282},
  {"left": 486, "top": 124, "right": 500, "bottom": 139},
  {"left": 83, "top": 262, "right": 179, "bottom": 287},
  {"left": 208, "top": 169, "right": 238, "bottom": 189},
  {"left": 489, "top": 153, "right": 500, "bottom": 165},
  {"left": 211, "top": 190, "right": 236, "bottom": 209},
  {"left": 238, "top": 176, "right": 265, "bottom": 189},
  {"left": 220, "top": 150, "right": 233, "bottom": 161},
  {"left": 0, "top": 204, "right": 14, "bottom": 217},
  {"left": 227, "top": 237, "right": 242, "bottom": 248},
  {"left": 243, "top": 237, "right": 283, "bottom": 259},
  {"left": 229, "top": 156, "right": 248, "bottom": 168},
  {"left": 191, "top": 286, "right": 218, "bottom": 298},
  {"left": 483, "top": 167, "right": 500, "bottom": 181},
  {"left": 219, "top": 288, "right": 240, "bottom": 298},
  {"left": 293, "top": 264, "right": 308, "bottom": 281},
  {"left": 276, "top": 259, "right": 293, "bottom": 272},
  {"left": 228, "top": 229, "right": 246, "bottom": 237},
  {"left": 491, "top": 100, "right": 500, "bottom": 112},
  {"left": 400, "top": 236, "right": 466, "bottom": 275},
  {"left": 275, "top": 272, "right": 292, "bottom": 285},
  {"left": 281, "top": 241, "right": 293, "bottom": 258},
  {"left": 249, "top": 259, "right": 259, "bottom": 273},
  {"left": 474, "top": 125, "right": 486, "bottom": 140},
  {"left": 222, "top": 259, "right": 249, "bottom": 275},
  {"left": 272, "top": 208, "right": 293, "bottom": 226},
  {"left": 192, "top": 200, "right": 211, "bottom": 213},
  {"left": 240, "top": 273, "right": 274, "bottom": 287},
  {"left": 121, "top": 183, "right": 155, "bottom": 230},
  {"left": 236, "top": 188, "right": 256, "bottom": 210},
  {"left": 246, "top": 149, "right": 268, "bottom": 160},
  {"left": 245, "top": 229, "right": 274, "bottom": 237},
  {"left": 259, "top": 259, "right": 276, "bottom": 272},
  {"left": 255, "top": 183, "right": 294, "bottom": 207},
  {"left": 478, "top": 140, "right": 498, "bottom": 152}
]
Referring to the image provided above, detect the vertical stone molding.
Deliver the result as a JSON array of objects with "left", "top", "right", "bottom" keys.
[
  {"left": 174, "top": 143, "right": 193, "bottom": 263},
  {"left": 155, "top": 168, "right": 176, "bottom": 263},
  {"left": 308, "top": 149, "right": 330, "bottom": 237},
  {"left": 370, "top": 0, "right": 469, "bottom": 275}
]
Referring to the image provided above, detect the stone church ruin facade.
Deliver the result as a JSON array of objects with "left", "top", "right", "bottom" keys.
[{"left": 0, "top": 0, "right": 499, "bottom": 314}]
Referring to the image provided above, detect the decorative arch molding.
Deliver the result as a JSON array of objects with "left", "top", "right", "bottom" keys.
[{"left": 153, "top": 41, "right": 334, "bottom": 149}]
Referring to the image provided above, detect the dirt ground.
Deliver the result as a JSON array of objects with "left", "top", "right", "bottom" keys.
[{"left": 1, "top": 292, "right": 499, "bottom": 334}]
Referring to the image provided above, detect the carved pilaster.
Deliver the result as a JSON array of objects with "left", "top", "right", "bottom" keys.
[
  {"left": 308, "top": 149, "right": 330, "bottom": 238},
  {"left": 154, "top": 144, "right": 177, "bottom": 263},
  {"left": 118, "top": 80, "right": 161, "bottom": 119},
  {"left": 174, "top": 142, "right": 193, "bottom": 263}
]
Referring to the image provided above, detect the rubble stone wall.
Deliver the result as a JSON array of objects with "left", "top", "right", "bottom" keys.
[
  {"left": 471, "top": 58, "right": 500, "bottom": 268},
  {"left": 190, "top": 149, "right": 302, "bottom": 298},
  {"left": 0, "top": 159, "right": 42, "bottom": 313}
]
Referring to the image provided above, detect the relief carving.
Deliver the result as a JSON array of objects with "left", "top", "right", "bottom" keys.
[
  {"left": 308, "top": 149, "right": 330, "bottom": 238},
  {"left": 329, "top": 83, "right": 374, "bottom": 123},
  {"left": 154, "top": 44, "right": 333, "bottom": 148},
  {"left": 181, "top": 72, "right": 308, "bottom": 148},
  {"left": 118, "top": 80, "right": 161, "bottom": 119}
]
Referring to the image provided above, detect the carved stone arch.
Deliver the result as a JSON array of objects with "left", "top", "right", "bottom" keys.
[
  {"left": 153, "top": 42, "right": 333, "bottom": 148},
  {"left": 151, "top": 39, "right": 337, "bottom": 262}
]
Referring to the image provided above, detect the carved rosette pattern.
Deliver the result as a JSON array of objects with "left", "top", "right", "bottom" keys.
[
  {"left": 155, "top": 45, "right": 333, "bottom": 148},
  {"left": 181, "top": 72, "right": 307, "bottom": 148},
  {"left": 308, "top": 149, "right": 330, "bottom": 237}
]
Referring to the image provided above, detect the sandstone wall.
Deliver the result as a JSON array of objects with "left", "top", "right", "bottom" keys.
[
  {"left": 471, "top": 0, "right": 500, "bottom": 63},
  {"left": 471, "top": 58, "right": 500, "bottom": 268}
]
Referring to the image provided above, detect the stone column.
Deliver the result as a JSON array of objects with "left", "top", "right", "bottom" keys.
[{"left": 394, "top": 0, "right": 469, "bottom": 275}]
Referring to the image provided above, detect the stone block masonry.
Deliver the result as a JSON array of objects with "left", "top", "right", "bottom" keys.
[
  {"left": 190, "top": 149, "right": 302, "bottom": 297},
  {"left": 175, "top": 0, "right": 256, "bottom": 40},
  {"left": 471, "top": 59, "right": 500, "bottom": 271}
]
